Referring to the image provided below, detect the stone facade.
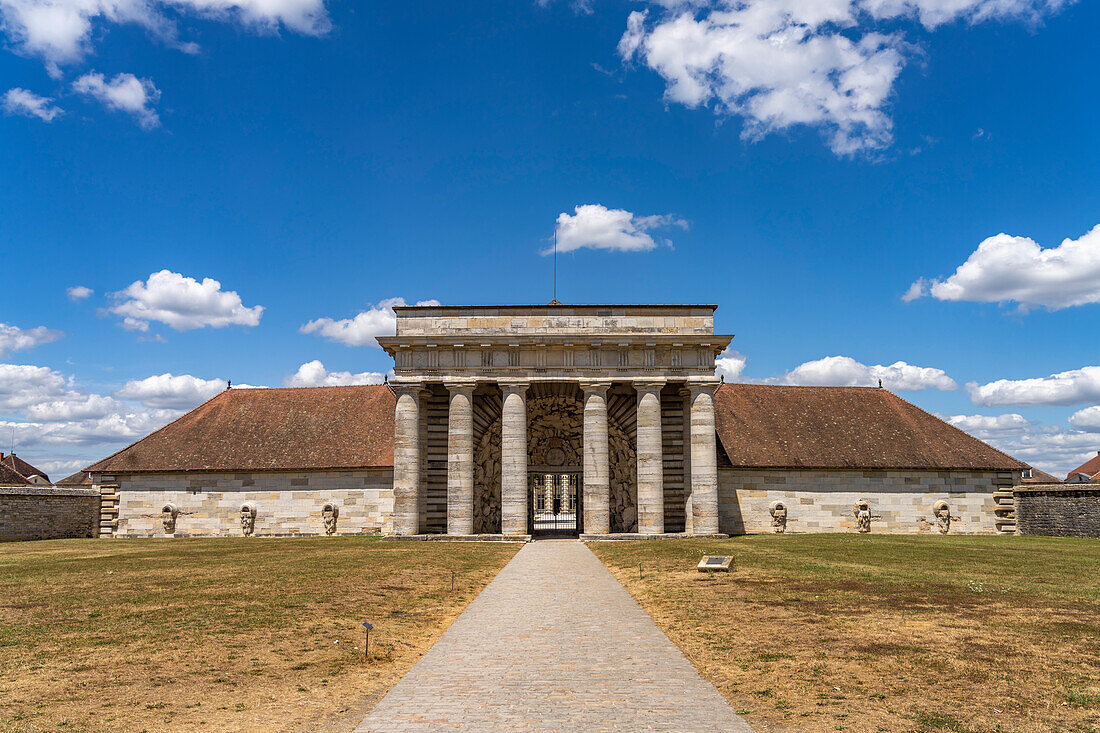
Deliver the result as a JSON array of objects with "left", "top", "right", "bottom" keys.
[
  {"left": 718, "top": 468, "right": 1016, "bottom": 534},
  {"left": 1014, "top": 485, "right": 1100, "bottom": 538},
  {"left": 0, "top": 486, "right": 100, "bottom": 541},
  {"left": 108, "top": 469, "right": 394, "bottom": 537}
]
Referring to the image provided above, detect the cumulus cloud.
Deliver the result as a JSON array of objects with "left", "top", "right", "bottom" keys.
[
  {"left": 0, "top": 0, "right": 329, "bottom": 73},
  {"left": 301, "top": 297, "right": 439, "bottom": 348},
  {"left": 67, "top": 285, "right": 93, "bottom": 301},
  {"left": 767, "top": 355, "right": 957, "bottom": 391},
  {"left": 108, "top": 270, "right": 264, "bottom": 332},
  {"left": 619, "top": 0, "right": 1065, "bottom": 155},
  {"left": 0, "top": 363, "right": 71, "bottom": 412},
  {"left": 24, "top": 393, "right": 122, "bottom": 422},
  {"left": 715, "top": 348, "right": 747, "bottom": 380},
  {"left": 905, "top": 225, "right": 1100, "bottom": 311},
  {"left": 72, "top": 71, "right": 160, "bottom": 128},
  {"left": 944, "top": 412, "right": 1100, "bottom": 477},
  {"left": 0, "top": 323, "right": 63, "bottom": 357},
  {"left": 967, "top": 366, "right": 1100, "bottom": 407},
  {"left": 114, "top": 372, "right": 227, "bottom": 409},
  {"left": 2, "top": 87, "right": 62, "bottom": 120},
  {"left": 550, "top": 204, "right": 688, "bottom": 254},
  {"left": 1069, "top": 406, "right": 1100, "bottom": 431},
  {"left": 283, "top": 360, "right": 385, "bottom": 387}
]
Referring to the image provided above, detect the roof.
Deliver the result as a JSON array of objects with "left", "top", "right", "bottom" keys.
[
  {"left": 87, "top": 385, "right": 396, "bottom": 474},
  {"left": 713, "top": 384, "right": 1027, "bottom": 471},
  {"left": 1065, "top": 451, "right": 1100, "bottom": 482},
  {"left": 1022, "top": 467, "right": 1062, "bottom": 484},
  {"left": 56, "top": 470, "right": 93, "bottom": 486},
  {"left": 0, "top": 453, "right": 49, "bottom": 483},
  {"left": 0, "top": 462, "right": 30, "bottom": 485}
]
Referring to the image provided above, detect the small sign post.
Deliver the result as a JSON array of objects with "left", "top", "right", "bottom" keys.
[{"left": 362, "top": 621, "right": 373, "bottom": 660}]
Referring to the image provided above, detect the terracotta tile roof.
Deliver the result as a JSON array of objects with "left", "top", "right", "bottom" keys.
[
  {"left": 1065, "top": 452, "right": 1100, "bottom": 482},
  {"left": 56, "top": 470, "right": 94, "bottom": 486},
  {"left": 0, "top": 453, "right": 50, "bottom": 483},
  {"left": 1021, "top": 467, "right": 1062, "bottom": 484},
  {"left": 87, "top": 386, "right": 396, "bottom": 474},
  {"left": 0, "top": 461, "right": 30, "bottom": 485},
  {"left": 713, "top": 384, "right": 1027, "bottom": 471}
]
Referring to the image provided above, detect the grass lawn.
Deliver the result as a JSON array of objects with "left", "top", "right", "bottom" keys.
[
  {"left": 0, "top": 537, "right": 520, "bottom": 732},
  {"left": 591, "top": 535, "right": 1100, "bottom": 733}
]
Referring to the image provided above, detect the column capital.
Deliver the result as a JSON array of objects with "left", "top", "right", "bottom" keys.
[
  {"left": 579, "top": 379, "right": 613, "bottom": 396},
  {"left": 443, "top": 379, "right": 477, "bottom": 394},
  {"left": 685, "top": 377, "right": 722, "bottom": 395},
  {"left": 632, "top": 378, "right": 667, "bottom": 393},
  {"left": 497, "top": 379, "right": 530, "bottom": 394},
  {"left": 390, "top": 378, "right": 427, "bottom": 396}
]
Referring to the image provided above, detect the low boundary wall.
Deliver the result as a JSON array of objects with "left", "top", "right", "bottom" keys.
[{"left": 0, "top": 486, "right": 100, "bottom": 541}]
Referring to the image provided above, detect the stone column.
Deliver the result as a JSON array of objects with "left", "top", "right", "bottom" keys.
[
  {"left": 392, "top": 381, "right": 424, "bottom": 536},
  {"left": 580, "top": 380, "right": 612, "bottom": 535},
  {"left": 445, "top": 380, "right": 476, "bottom": 536},
  {"left": 687, "top": 379, "right": 721, "bottom": 535},
  {"left": 499, "top": 380, "right": 529, "bottom": 536},
  {"left": 680, "top": 386, "right": 694, "bottom": 532},
  {"left": 635, "top": 379, "right": 666, "bottom": 534}
]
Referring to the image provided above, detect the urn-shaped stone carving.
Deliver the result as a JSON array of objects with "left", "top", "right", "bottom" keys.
[
  {"left": 161, "top": 503, "right": 178, "bottom": 534},
  {"left": 239, "top": 503, "right": 256, "bottom": 536},
  {"left": 322, "top": 503, "right": 339, "bottom": 535},
  {"left": 932, "top": 500, "right": 958, "bottom": 534},
  {"left": 769, "top": 501, "right": 788, "bottom": 533}
]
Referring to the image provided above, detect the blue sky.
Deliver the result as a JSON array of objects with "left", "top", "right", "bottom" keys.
[{"left": 1, "top": 0, "right": 1098, "bottom": 478}]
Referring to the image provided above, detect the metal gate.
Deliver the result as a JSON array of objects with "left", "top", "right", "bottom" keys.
[{"left": 530, "top": 473, "right": 580, "bottom": 537}]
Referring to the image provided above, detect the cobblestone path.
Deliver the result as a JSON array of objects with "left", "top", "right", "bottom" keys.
[{"left": 355, "top": 540, "right": 753, "bottom": 732}]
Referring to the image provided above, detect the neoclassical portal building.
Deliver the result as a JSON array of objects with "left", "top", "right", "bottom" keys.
[
  {"left": 378, "top": 304, "right": 730, "bottom": 538},
  {"left": 87, "top": 303, "right": 1028, "bottom": 538}
]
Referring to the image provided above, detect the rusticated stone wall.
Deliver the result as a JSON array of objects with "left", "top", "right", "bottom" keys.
[
  {"left": 1014, "top": 485, "right": 1100, "bottom": 537},
  {"left": 718, "top": 468, "right": 1018, "bottom": 534},
  {"left": 109, "top": 469, "right": 394, "bottom": 537},
  {"left": 0, "top": 486, "right": 100, "bottom": 541}
]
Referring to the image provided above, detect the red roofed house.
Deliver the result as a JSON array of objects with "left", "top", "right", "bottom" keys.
[
  {"left": 87, "top": 304, "right": 1028, "bottom": 538},
  {"left": 1065, "top": 451, "right": 1100, "bottom": 483}
]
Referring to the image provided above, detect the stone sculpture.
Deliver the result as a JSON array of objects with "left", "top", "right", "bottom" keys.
[
  {"left": 161, "top": 503, "right": 178, "bottom": 534},
  {"left": 933, "top": 500, "right": 958, "bottom": 534},
  {"left": 322, "top": 503, "right": 338, "bottom": 535},
  {"left": 240, "top": 503, "right": 256, "bottom": 536},
  {"left": 854, "top": 500, "right": 873, "bottom": 533},
  {"left": 769, "top": 501, "right": 788, "bottom": 533}
]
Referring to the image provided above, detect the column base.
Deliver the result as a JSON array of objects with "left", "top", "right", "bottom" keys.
[
  {"left": 579, "top": 532, "right": 729, "bottom": 541},
  {"left": 383, "top": 533, "right": 531, "bottom": 543}
]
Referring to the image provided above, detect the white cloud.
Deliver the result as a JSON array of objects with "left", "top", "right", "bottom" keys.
[
  {"left": 967, "top": 366, "right": 1100, "bottom": 407},
  {"left": 551, "top": 204, "right": 688, "bottom": 254},
  {"left": 67, "top": 285, "right": 94, "bottom": 301},
  {"left": 114, "top": 372, "right": 226, "bottom": 409},
  {"left": 283, "top": 360, "right": 385, "bottom": 387},
  {"left": 715, "top": 348, "right": 746, "bottom": 380},
  {"left": 944, "top": 412, "right": 1100, "bottom": 478},
  {"left": 108, "top": 270, "right": 264, "bottom": 332},
  {"left": 619, "top": 0, "right": 1065, "bottom": 155},
  {"left": 25, "top": 393, "right": 122, "bottom": 421},
  {"left": 72, "top": 71, "right": 160, "bottom": 128},
  {"left": 906, "top": 225, "right": 1100, "bottom": 312},
  {"left": 768, "top": 355, "right": 957, "bottom": 391},
  {"left": 0, "top": 363, "right": 71, "bottom": 412},
  {"left": 0, "top": 0, "right": 329, "bottom": 72},
  {"left": 0, "top": 323, "right": 63, "bottom": 356},
  {"left": 1069, "top": 406, "right": 1100, "bottom": 431},
  {"left": 2, "top": 87, "right": 62, "bottom": 120},
  {"left": 1, "top": 411, "right": 169, "bottom": 447},
  {"left": 301, "top": 297, "right": 439, "bottom": 348}
]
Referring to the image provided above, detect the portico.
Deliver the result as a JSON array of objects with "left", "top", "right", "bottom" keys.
[{"left": 378, "top": 304, "right": 732, "bottom": 538}]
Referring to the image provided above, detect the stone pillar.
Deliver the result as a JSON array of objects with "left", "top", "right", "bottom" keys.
[
  {"left": 499, "top": 380, "right": 529, "bottom": 536},
  {"left": 635, "top": 379, "right": 666, "bottom": 534},
  {"left": 392, "top": 381, "right": 424, "bottom": 536},
  {"left": 680, "top": 386, "right": 694, "bottom": 532},
  {"left": 445, "top": 380, "right": 476, "bottom": 536},
  {"left": 581, "top": 380, "right": 612, "bottom": 535},
  {"left": 687, "top": 379, "right": 721, "bottom": 535}
]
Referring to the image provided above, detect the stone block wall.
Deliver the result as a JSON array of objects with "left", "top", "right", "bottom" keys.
[
  {"left": 107, "top": 469, "right": 394, "bottom": 537},
  {"left": 1014, "top": 485, "right": 1100, "bottom": 537},
  {"left": 0, "top": 486, "right": 100, "bottom": 541},
  {"left": 718, "top": 468, "right": 1017, "bottom": 535}
]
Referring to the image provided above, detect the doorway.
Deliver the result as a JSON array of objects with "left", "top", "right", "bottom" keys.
[{"left": 530, "top": 472, "right": 581, "bottom": 537}]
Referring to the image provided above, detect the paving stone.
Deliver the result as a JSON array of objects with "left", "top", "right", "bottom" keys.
[{"left": 355, "top": 540, "right": 753, "bottom": 732}]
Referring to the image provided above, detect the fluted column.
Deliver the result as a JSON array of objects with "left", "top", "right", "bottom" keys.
[
  {"left": 581, "top": 380, "right": 612, "bottom": 535},
  {"left": 635, "top": 379, "right": 666, "bottom": 534},
  {"left": 687, "top": 379, "right": 720, "bottom": 535},
  {"left": 445, "top": 380, "right": 476, "bottom": 535},
  {"left": 499, "top": 380, "right": 529, "bottom": 536},
  {"left": 392, "top": 381, "right": 425, "bottom": 536}
]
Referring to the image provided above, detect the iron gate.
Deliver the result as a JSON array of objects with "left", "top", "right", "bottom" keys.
[{"left": 530, "top": 472, "right": 580, "bottom": 536}]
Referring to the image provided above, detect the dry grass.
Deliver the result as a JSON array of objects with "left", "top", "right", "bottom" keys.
[
  {"left": 591, "top": 534, "right": 1100, "bottom": 733},
  {"left": 0, "top": 537, "right": 519, "bottom": 732}
]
